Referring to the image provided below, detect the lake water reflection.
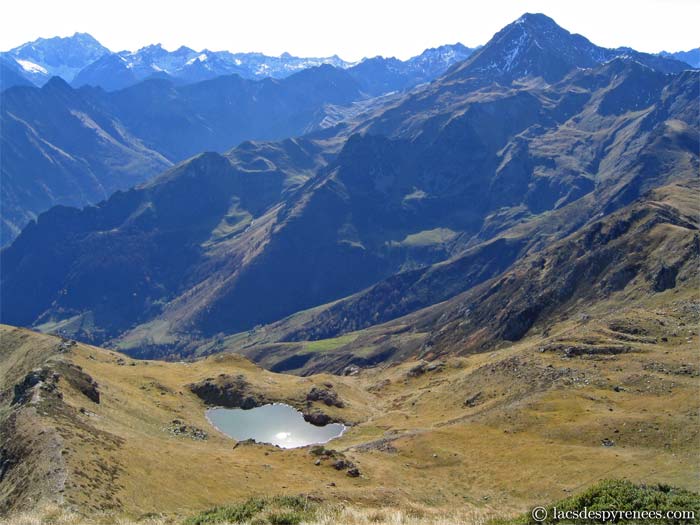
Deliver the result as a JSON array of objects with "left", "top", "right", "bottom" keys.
[{"left": 206, "top": 403, "right": 346, "bottom": 449}]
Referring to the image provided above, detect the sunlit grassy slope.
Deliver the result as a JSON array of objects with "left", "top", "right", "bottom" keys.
[{"left": 2, "top": 269, "right": 699, "bottom": 521}]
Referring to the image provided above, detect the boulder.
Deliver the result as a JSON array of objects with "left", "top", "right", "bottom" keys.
[
  {"left": 303, "top": 411, "right": 332, "bottom": 426},
  {"left": 306, "top": 387, "right": 344, "bottom": 408},
  {"left": 332, "top": 459, "right": 355, "bottom": 470},
  {"left": 342, "top": 365, "right": 360, "bottom": 376},
  {"left": 464, "top": 392, "right": 483, "bottom": 407}
]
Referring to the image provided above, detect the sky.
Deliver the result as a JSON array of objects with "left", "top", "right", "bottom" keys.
[{"left": 1, "top": 0, "right": 698, "bottom": 60}]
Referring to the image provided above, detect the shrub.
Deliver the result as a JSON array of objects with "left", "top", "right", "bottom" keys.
[
  {"left": 184, "top": 498, "right": 265, "bottom": 524},
  {"left": 184, "top": 494, "right": 318, "bottom": 525},
  {"left": 518, "top": 479, "right": 700, "bottom": 524}
]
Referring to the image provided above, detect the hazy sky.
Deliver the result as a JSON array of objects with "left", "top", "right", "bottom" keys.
[{"left": 1, "top": 0, "right": 698, "bottom": 60}]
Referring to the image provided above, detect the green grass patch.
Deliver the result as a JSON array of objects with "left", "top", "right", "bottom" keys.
[
  {"left": 205, "top": 203, "right": 253, "bottom": 245},
  {"left": 302, "top": 333, "right": 358, "bottom": 353},
  {"left": 391, "top": 228, "right": 458, "bottom": 248},
  {"left": 185, "top": 495, "right": 318, "bottom": 525},
  {"left": 495, "top": 479, "right": 700, "bottom": 525}
]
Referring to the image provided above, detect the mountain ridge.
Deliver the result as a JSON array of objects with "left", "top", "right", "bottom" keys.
[
  {"left": 0, "top": 65, "right": 366, "bottom": 244},
  {"left": 5, "top": 21, "right": 693, "bottom": 93},
  {"left": 3, "top": 15, "right": 697, "bottom": 361}
]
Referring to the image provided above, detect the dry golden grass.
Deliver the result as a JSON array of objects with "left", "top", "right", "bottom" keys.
[
  {"left": 1, "top": 280, "right": 698, "bottom": 520},
  {"left": 0, "top": 503, "right": 497, "bottom": 525}
]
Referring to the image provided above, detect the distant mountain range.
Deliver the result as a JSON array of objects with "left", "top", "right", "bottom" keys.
[
  {"left": 661, "top": 48, "right": 700, "bottom": 68},
  {"left": 2, "top": 13, "right": 697, "bottom": 366},
  {"left": 71, "top": 43, "right": 477, "bottom": 95},
  {"left": 0, "top": 32, "right": 477, "bottom": 93},
  {"left": 2, "top": 30, "right": 697, "bottom": 93},
  {"left": 71, "top": 45, "right": 353, "bottom": 91}
]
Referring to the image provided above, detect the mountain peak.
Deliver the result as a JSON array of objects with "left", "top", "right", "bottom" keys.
[
  {"left": 513, "top": 12, "right": 557, "bottom": 27},
  {"left": 443, "top": 13, "right": 687, "bottom": 85},
  {"left": 502, "top": 12, "right": 575, "bottom": 45},
  {"left": 174, "top": 45, "right": 195, "bottom": 54},
  {"left": 443, "top": 13, "right": 607, "bottom": 83},
  {"left": 8, "top": 31, "right": 110, "bottom": 83},
  {"left": 42, "top": 75, "right": 73, "bottom": 92},
  {"left": 70, "top": 32, "right": 101, "bottom": 43}
]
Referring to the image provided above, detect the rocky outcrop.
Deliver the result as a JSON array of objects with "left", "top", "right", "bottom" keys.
[
  {"left": 164, "top": 420, "right": 207, "bottom": 441},
  {"left": 11, "top": 363, "right": 100, "bottom": 406},
  {"left": 653, "top": 265, "right": 679, "bottom": 292},
  {"left": 407, "top": 360, "right": 445, "bottom": 378},
  {"left": 353, "top": 437, "right": 399, "bottom": 453},
  {"left": 302, "top": 411, "right": 333, "bottom": 426},
  {"left": 306, "top": 386, "right": 344, "bottom": 408},
  {"left": 56, "top": 363, "right": 100, "bottom": 404},
  {"left": 11, "top": 369, "right": 58, "bottom": 406},
  {"left": 188, "top": 374, "right": 270, "bottom": 409},
  {"left": 542, "top": 343, "right": 634, "bottom": 357}
]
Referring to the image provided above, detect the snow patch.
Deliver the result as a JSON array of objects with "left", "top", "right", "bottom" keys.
[
  {"left": 185, "top": 53, "right": 208, "bottom": 65},
  {"left": 503, "top": 30, "right": 529, "bottom": 71},
  {"left": 16, "top": 59, "right": 48, "bottom": 75}
]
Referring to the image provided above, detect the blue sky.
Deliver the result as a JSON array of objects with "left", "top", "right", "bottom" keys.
[{"left": 2, "top": 0, "right": 698, "bottom": 59}]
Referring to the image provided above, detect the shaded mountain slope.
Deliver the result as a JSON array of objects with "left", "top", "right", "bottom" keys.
[
  {"left": 107, "top": 65, "right": 363, "bottom": 161},
  {"left": 0, "top": 77, "right": 171, "bottom": 243},
  {"left": 217, "top": 62, "right": 699, "bottom": 347},
  {"left": 0, "top": 138, "right": 329, "bottom": 342},
  {"left": 0, "top": 65, "right": 364, "bottom": 244},
  {"left": 423, "top": 179, "right": 700, "bottom": 356},
  {"left": 218, "top": 180, "right": 698, "bottom": 374},
  {"left": 3, "top": 14, "right": 690, "bottom": 247},
  {"left": 0, "top": 56, "right": 35, "bottom": 91}
]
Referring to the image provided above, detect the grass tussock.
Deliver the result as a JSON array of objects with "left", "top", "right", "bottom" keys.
[
  {"left": 1, "top": 501, "right": 494, "bottom": 525},
  {"left": 0, "top": 504, "right": 173, "bottom": 525}
]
